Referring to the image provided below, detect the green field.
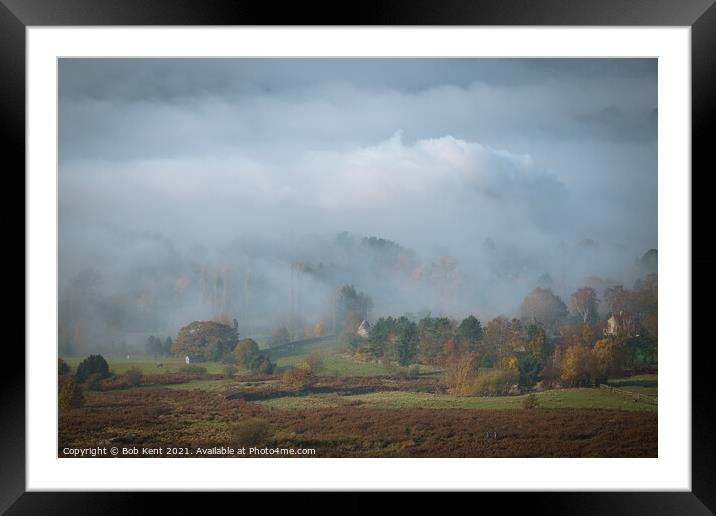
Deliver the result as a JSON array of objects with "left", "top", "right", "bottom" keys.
[
  {"left": 274, "top": 352, "right": 390, "bottom": 376},
  {"left": 604, "top": 374, "right": 658, "bottom": 397},
  {"left": 62, "top": 344, "right": 657, "bottom": 414},
  {"left": 607, "top": 385, "right": 658, "bottom": 396},
  {"left": 264, "top": 337, "right": 340, "bottom": 360},
  {"left": 61, "top": 356, "right": 229, "bottom": 375},
  {"left": 62, "top": 341, "right": 390, "bottom": 378},
  {"left": 265, "top": 338, "right": 392, "bottom": 376},
  {"left": 258, "top": 387, "right": 657, "bottom": 412}
]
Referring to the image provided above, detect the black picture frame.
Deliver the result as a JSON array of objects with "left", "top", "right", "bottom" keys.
[{"left": 4, "top": 0, "right": 712, "bottom": 513}]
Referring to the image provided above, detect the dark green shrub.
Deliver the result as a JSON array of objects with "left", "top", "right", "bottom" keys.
[
  {"left": 75, "top": 354, "right": 110, "bottom": 383},
  {"left": 479, "top": 355, "right": 493, "bottom": 368},
  {"left": 58, "top": 358, "right": 70, "bottom": 376},
  {"left": 234, "top": 338, "right": 260, "bottom": 368},
  {"left": 251, "top": 355, "right": 275, "bottom": 375},
  {"left": 518, "top": 354, "right": 543, "bottom": 386}
]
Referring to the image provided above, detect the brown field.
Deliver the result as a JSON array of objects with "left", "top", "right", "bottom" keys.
[{"left": 59, "top": 376, "right": 657, "bottom": 458}]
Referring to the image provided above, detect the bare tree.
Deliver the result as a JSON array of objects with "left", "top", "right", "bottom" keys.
[{"left": 570, "top": 287, "right": 599, "bottom": 323}]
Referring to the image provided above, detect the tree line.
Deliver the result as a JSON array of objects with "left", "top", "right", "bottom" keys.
[
  {"left": 343, "top": 273, "right": 657, "bottom": 395},
  {"left": 145, "top": 335, "right": 173, "bottom": 357}
]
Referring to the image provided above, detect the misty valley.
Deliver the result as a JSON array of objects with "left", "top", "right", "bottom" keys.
[
  {"left": 57, "top": 58, "right": 658, "bottom": 458},
  {"left": 58, "top": 231, "right": 658, "bottom": 458}
]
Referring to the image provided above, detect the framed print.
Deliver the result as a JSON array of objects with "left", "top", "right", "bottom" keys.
[{"left": 5, "top": 0, "right": 712, "bottom": 512}]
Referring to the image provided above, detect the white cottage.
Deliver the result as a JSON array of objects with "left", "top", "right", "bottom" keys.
[{"left": 357, "top": 320, "right": 370, "bottom": 339}]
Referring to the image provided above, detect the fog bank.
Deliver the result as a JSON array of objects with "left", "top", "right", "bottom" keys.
[{"left": 58, "top": 58, "right": 657, "bottom": 353}]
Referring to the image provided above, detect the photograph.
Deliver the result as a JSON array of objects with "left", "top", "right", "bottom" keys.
[{"left": 56, "top": 57, "right": 658, "bottom": 459}]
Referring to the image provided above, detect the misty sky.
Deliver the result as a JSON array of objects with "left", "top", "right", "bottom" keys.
[{"left": 58, "top": 58, "right": 657, "bottom": 334}]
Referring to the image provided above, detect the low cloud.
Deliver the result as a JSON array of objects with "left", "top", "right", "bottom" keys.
[
  {"left": 60, "top": 131, "right": 567, "bottom": 254},
  {"left": 58, "top": 59, "right": 657, "bottom": 349}
]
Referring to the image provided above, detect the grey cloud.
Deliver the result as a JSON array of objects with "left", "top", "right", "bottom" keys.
[
  {"left": 575, "top": 106, "right": 657, "bottom": 142},
  {"left": 59, "top": 58, "right": 657, "bottom": 101}
]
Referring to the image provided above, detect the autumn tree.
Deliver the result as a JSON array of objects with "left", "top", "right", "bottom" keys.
[
  {"left": 59, "top": 377, "right": 85, "bottom": 410},
  {"left": 311, "top": 321, "right": 326, "bottom": 337},
  {"left": 592, "top": 338, "right": 625, "bottom": 382},
  {"left": 603, "top": 285, "right": 630, "bottom": 315},
  {"left": 445, "top": 352, "right": 479, "bottom": 394},
  {"left": 586, "top": 320, "right": 607, "bottom": 346},
  {"left": 520, "top": 288, "right": 568, "bottom": 332},
  {"left": 604, "top": 274, "right": 657, "bottom": 365},
  {"left": 560, "top": 344, "right": 595, "bottom": 387},
  {"left": 482, "top": 316, "right": 512, "bottom": 361},
  {"left": 281, "top": 367, "right": 316, "bottom": 389},
  {"left": 507, "top": 318, "right": 527, "bottom": 354},
  {"left": 171, "top": 320, "right": 239, "bottom": 361},
  {"left": 570, "top": 287, "right": 599, "bottom": 323},
  {"left": 501, "top": 355, "right": 519, "bottom": 371}
]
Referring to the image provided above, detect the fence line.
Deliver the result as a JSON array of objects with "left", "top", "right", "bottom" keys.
[{"left": 599, "top": 384, "right": 658, "bottom": 405}]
